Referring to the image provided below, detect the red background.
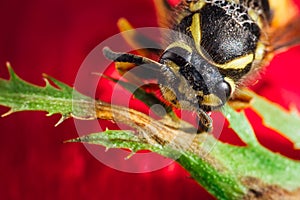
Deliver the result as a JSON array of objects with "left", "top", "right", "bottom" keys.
[{"left": 0, "top": 0, "right": 300, "bottom": 199}]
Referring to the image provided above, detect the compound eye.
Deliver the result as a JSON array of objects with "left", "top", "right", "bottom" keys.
[{"left": 214, "top": 81, "right": 231, "bottom": 101}]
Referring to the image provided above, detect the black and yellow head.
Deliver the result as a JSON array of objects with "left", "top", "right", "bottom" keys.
[
  {"left": 159, "top": 44, "right": 232, "bottom": 112},
  {"left": 158, "top": 0, "right": 267, "bottom": 113}
]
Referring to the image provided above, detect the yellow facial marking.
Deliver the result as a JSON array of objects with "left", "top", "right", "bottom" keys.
[
  {"left": 216, "top": 54, "right": 254, "bottom": 70},
  {"left": 189, "top": 13, "right": 202, "bottom": 53}
]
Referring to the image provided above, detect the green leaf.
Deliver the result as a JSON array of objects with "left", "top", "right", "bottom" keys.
[
  {"left": 1, "top": 65, "right": 300, "bottom": 199},
  {"left": 68, "top": 108, "right": 300, "bottom": 199},
  {"left": 249, "top": 91, "right": 300, "bottom": 149},
  {"left": 218, "top": 106, "right": 300, "bottom": 188},
  {"left": 222, "top": 105, "right": 258, "bottom": 146},
  {"left": 0, "top": 63, "right": 93, "bottom": 125},
  {"left": 66, "top": 129, "right": 181, "bottom": 159}
]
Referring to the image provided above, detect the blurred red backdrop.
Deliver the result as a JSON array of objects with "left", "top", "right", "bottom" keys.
[{"left": 0, "top": 0, "right": 300, "bottom": 199}]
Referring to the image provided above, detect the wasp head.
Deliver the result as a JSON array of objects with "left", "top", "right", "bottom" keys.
[
  {"left": 158, "top": 2, "right": 262, "bottom": 112},
  {"left": 159, "top": 45, "right": 233, "bottom": 112}
]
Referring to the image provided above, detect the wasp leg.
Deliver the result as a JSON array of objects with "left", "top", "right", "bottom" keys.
[
  {"left": 228, "top": 89, "right": 253, "bottom": 110},
  {"left": 197, "top": 109, "right": 213, "bottom": 133}
]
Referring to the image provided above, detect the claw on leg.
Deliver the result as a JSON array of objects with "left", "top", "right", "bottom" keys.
[{"left": 197, "top": 109, "right": 213, "bottom": 133}]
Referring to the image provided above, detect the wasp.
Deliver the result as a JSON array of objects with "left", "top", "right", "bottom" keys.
[{"left": 103, "top": 0, "right": 300, "bottom": 133}]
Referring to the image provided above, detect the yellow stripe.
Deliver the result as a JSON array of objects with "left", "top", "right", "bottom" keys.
[
  {"left": 254, "top": 42, "right": 265, "bottom": 61},
  {"left": 190, "top": 13, "right": 201, "bottom": 53},
  {"left": 248, "top": 9, "right": 263, "bottom": 29},
  {"left": 189, "top": 1, "right": 205, "bottom": 12},
  {"left": 216, "top": 54, "right": 254, "bottom": 70},
  {"left": 227, "top": 0, "right": 239, "bottom": 4},
  {"left": 224, "top": 77, "right": 235, "bottom": 96},
  {"left": 166, "top": 41, "right": 193, "bottom": 53}
]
